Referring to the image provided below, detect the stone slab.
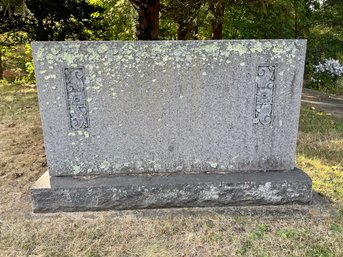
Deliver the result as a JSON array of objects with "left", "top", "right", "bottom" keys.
[
  {"left": 31, "top": 168, "right": 312, "bottom": 213},
  {"left": 30, "top": 192, "right": 334, "bottom": 218},
  {"left": 32, "top": 40, "right": 307, "bottom": 176}
]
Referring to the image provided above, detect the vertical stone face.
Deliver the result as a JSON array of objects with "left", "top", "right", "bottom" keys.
[
  {"left": 31, "top": 40, "right": 313, "bottom": 212},
  {"left": 31, "top": 40, "right": 307, "bottom": 176}
]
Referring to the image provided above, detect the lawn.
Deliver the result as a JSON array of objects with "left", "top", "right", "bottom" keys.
[{"left": 0, "top": 83, "right": 342, "bottom": 257}]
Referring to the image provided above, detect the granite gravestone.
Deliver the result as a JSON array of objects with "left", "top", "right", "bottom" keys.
[{"left": 30, "top": 40, "right": 312, "bottom": 213}]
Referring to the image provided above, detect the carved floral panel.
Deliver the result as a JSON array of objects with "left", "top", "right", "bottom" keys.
[
  {"left": 254, "top": 65, "right": 276, "bottom": 126},
  {"left": 64, "top": 67, "right": 89, "bottom": 130}
]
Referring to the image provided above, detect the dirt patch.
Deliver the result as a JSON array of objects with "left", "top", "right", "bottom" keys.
[{"left": 0, "top": 84, "right": 46, "bottom": 218}]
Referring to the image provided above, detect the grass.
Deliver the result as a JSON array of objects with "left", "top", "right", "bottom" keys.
[
  {"left": 0, "top": 83, "right": 342, "bottom": 257},
  {"left": 297, "top": 107, "right": 343, "bottom": 205}
]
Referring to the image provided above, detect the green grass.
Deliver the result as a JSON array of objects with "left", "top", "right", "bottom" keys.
[
  {"left": 0, "top": 84, "right": 342, "bottom": 257},
  {"left": 297, "top": 106, "right": 343, "bottom": 205},
  {"left": 0, "top": 82, "right": 38, "bottom": 120}
]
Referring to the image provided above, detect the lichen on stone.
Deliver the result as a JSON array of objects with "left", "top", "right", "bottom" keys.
[
  {"left": 72, "top": 165, "right": 81, "bottom": 175},
  {"left": 209, "top": 162, "right": 218, "bottom": 169},
  {"left": 100, "top": 161, "right": 111, "bottom": 170}
]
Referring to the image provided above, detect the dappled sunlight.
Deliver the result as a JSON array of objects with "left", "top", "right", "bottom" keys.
[
  {"left": 0, "top": 84, "right": 342, "bottom": 256},
  {"left": 297, "top": 154, "right": 343, "bottom": 204},
  {"left": 0, "top": 83, "right": 38, "bottom": 120},
  {"left": 297, "top": 106, "right": 343, "bottom": 205},
  {"left": 0, "top": 0, "right": 342, "bottom": 255}
]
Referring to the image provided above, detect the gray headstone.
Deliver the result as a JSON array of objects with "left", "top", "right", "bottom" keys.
[
  {"left": 31, "top": 40, "right": 306, "bottom": 176},
  {"left": 30, "top": 40, "right": 312, "bottom": 212}
]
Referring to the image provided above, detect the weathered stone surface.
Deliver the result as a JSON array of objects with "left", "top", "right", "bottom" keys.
[
  {"left": 31, "top": 40, "right": 307, "bottom": 176},
  {"left": 31, "top": 168, "right": 312, "bottom": 213},
  {"left": 30, "top": 40, "right": 312, "bottom": 212}
]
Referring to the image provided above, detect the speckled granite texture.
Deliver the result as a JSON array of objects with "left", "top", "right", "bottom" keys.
[
  {"left": 31, "top": 169, "right": 312, "bottom": 213},
  {"left": 32, "top": 40, "right": 307, "bottom": 176}
]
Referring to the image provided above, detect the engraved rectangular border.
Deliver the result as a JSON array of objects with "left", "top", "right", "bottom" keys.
[
  {"left": 62, "top": 66, "right": 90, "bottom": 130},
  {"left": 253, "top": 63, "right": 278, "bottom": 126}
]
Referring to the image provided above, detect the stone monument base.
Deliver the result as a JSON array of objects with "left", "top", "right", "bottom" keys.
[{"left": 31, "top": 168, "right": 312, "bottom": 213}]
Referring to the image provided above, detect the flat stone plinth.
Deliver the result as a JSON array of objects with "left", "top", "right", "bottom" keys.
[{"left": 31, "top": 169, "right": 312, "bottom": 213}]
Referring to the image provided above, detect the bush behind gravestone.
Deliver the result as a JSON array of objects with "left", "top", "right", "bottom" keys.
[{"left": 309, "top": 58, "right": 343, "bottom": 93}]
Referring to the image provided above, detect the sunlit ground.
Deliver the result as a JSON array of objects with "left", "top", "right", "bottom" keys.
[{"left": 0, "top": 83, "right": 342, "bottom": 257}]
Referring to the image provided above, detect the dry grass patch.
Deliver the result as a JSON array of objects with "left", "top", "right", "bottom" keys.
[
  {"left": 0, "top": 214, "right": 343, "bottom": 257},
  {"left": 0, "top": 84, "right": 342, "bottom": 256},
  {"left": 0, "top": 84, "right": 46, "bottom": 216}
]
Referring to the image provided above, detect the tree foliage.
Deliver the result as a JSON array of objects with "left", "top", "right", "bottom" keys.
[
  {"left": 90, "top": 0, "right": 135, "bottom": 40},
  {"left": 0, "top": 0, "right": 342, "bottom": 92},
  {"left": 0, "top": 0, "right": 29, "bottom": 15},
  {"left": 1, "top": 0, "right": 104, "bottom": 40}
]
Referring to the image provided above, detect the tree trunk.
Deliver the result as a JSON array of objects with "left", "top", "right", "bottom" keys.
[
  {"left": 130, "top": 0, "right": 160, "bottom": 40},
  {"left": 36, "top": 13, "right": 49, "bottom": 40},
  {"left": 177, "top": 21, "right": 192, "bottom": 40},
  {"left": 212, "top": 22, "right": 223, "bottom": 39},
  {"left": 209, "top": 0, "right": 226, "bottom": 39}
]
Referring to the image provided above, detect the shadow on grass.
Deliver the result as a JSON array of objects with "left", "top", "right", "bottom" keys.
[{"left": 298, "top": 106, "right": 343, "bottom": 164}]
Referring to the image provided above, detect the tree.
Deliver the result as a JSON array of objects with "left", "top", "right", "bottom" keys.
[
  {"left": 208, "top": 0, "right": 228, "bottom": 39},
  {"left": 0, "top": 0, "right": 29, "bottom": 15},
  {"left": 162, "top": 0, "right": 206, "bottom": 40},
  {"left": 129, "top": 0, "right": 160, "bottom": 40},
  {"left": 0, "top": 0, "right": 105, "bottom": 41},
  {"left": 0, "top": 32, "right": 31, "bottom": 81},
  {"left": 315, "top": 0, "right": 343, "bottom": 33},
  {"left": 92, "top": 0, "right": 135, "bottom": 40},
  {"left": 305, "top": 0, "right": 343, "bottom": 91}
]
